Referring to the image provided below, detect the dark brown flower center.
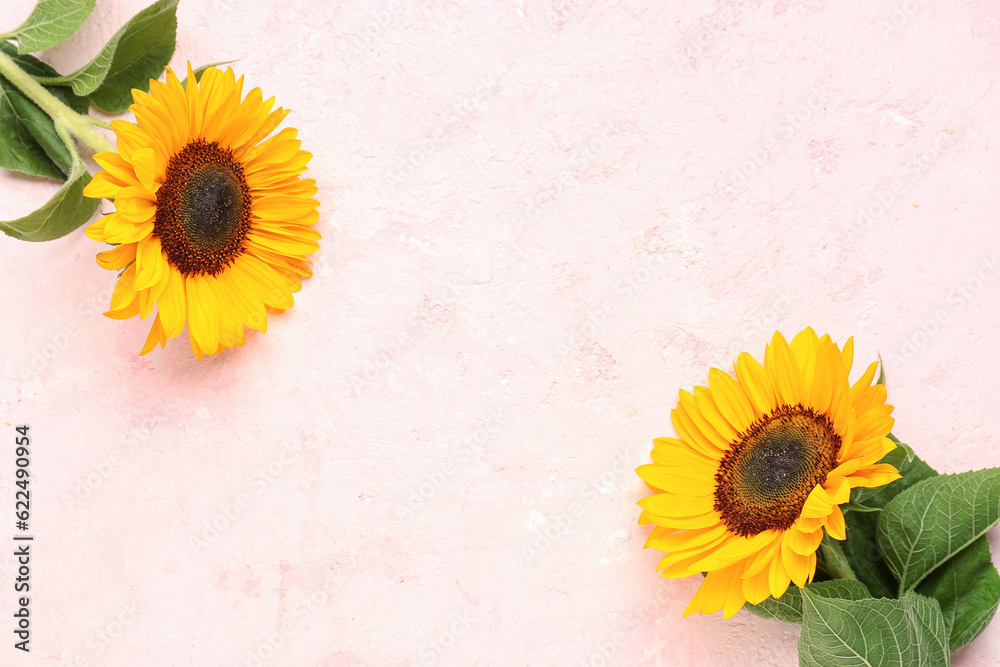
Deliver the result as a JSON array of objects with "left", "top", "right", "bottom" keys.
[
  {"left": 154, "top": 140, "right": 251, "bottom": 276},
  {"left": 713, "top": 404, "right": 841, "bottom": 538}
]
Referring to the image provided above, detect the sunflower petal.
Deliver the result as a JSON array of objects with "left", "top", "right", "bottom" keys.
[
  {"left": 157, "top": 266, "right": 186, "bottom": 338},
  {"left": 185, "top": 274, "right": 221, "bottom": 357},
  {"left": 708, "top": 368, "right": 756, "bottom": 434},
  {"left": 825, "top": 505, "right": 846, "bottom": 540}
]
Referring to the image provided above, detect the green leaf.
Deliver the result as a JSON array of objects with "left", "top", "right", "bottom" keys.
[
  {"left": 798, "top": 590, "right": 950, "bottom": 667},
  {"left": 916, "top": 535, "right": 1000, "bottom": 651},
  {"left": 887, "top": 433, "right": 915, "bottom": 464},
  {"left": 7, "top": 0, "right": 96, "bottom": 53},
  {"left": 0, "top": 41, "right": 91, "bottom": 114},
  {"left": 877, "top": 467, "right": 1000, "bottom": 593},
  {"left": 4, "top": 86, "right": 75, "bottom": 174},
  {"left": 0, "top": 160, "right": 99, "bottom": 241},
  {"left": 842, "top": 453, "right": 938, "bottom": 599},
  {"left": 904, "top": 592, "right": 952, "bottom": 666},
  {"left": 878, "top": 442, "right": 910, "bottom": 473},
  {"left": 0, "top": 43, "right": 91, "bottom": 179},
  {"left": 180, "top": 60, "right": 237, "bottom": 87},
  {"left": 51, "top": 0, "right": 178, "bottom": 113},
  {"left": 744, "top": 579, "right": 873, "bottom": 624},
  {"left": 0, "top": 71, "right": 65, "bottom": 179},
  {"left": 745, "top": 586, "right": 803, "bottom": 623},
  {"left": 876, "top": 354, "right": 886, "bottom": 385}
]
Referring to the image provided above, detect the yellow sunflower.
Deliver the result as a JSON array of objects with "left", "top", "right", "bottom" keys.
[
  {"left": 636, "top": 328, "right": 901, "bottom": 619},
  {"left": 83, "top": 64, "right": 319, "bottom": 360}
]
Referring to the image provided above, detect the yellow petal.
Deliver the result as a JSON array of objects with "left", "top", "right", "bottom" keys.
[
  {"left": 246, "top": 231, "right": 319, "bottom": 257},
  {"left": 157, "top": 266, "right": 187, "bottom": 338},
  {"left": 83, "top": 171, "right": 125, "bottom": 199},
  {"left": 105, "top": 265, "right": 139, "bottom": 319},
  {"left": 93, "top": 151, "right": 139, "bottom": 186},
  {"left": 851, "top": 361, "right": 880, "bottom": 399},
  {"left": 788, "top": 526, "right": 824, "bottom": 556},
  {"left": 634, "top": 464, "right": 715, "bottom": 497},
  {"left": 694, "top": 386, "right": 739, "bottom": 443},
  {"left": 734, "top": 351, "right": 777, "bottom": 416},
  {"left": 708, "top": 367, "right": 756, "bottom": 434},
  {"left": 768, "top": 547, "right": 791, "bottom": 599},
  {"left": 96, "top": 243, "right": 137, "bottom": 270},
  {"left": 826, "top": 505, "right": 846, "bottom": 540},
  {"left": 638, "top": 493, "right": 715, "bottom": 518},
  {"left": 101, "top": 211, "right": 153, "bottom": 244},
  {"left": 130, "top": 147, "right": 162, "bottom": 194},
  {"left": 645, "top": 523, "right": 729, "bottom": 552},
  {"left": 185, "top": 274, "right": 221, "bottom": 357},
  {"left": 806, "top": 335, "right": 836, "bottom": 414},
  {"left": 650, "top": 437, "right": 719, "bottom": 471},
  {"left": 656, "top": 531, "right": 731, "bottom": 571},
  {"left": 133, "top": 235, "right": 165, "bottom": 292},
  {"left": 684, "top": 566, "right": 736, "bottom": 617},
  {"left": 742, "top": 534, "right": 783, "bottom": 578},
  {"left": 229, "top": 254, "right": 294, "bottom": 310},
  {"left": 691, "top": 529, "right": 780, "bottom": 571},
  {"left": 848, "top": 463, "right": 902, "bottom": 489},
  {"left": 799, "top": 484, "right": 834, "bottom": 519},
  {"left": 766, "top": 331, "right": 804, "bottom": 406},
  {"left": 140, "top": 314, "right": 166, "bottom": 355},
  {"left": 782, "top": 533, "right": 813, "bottom": 588},
  {"left": 641, "top": 509, "right": 722, "bottom": 530},
  {"left": 676, "top": 390, "right": 731, "bottom": 453},
  {"left": 723, "top": 564, "right": 750, "bottom": 619},
  {"left": 139, "top": 257, "right": 170, "bottom": 320},
  {"left": 789, "top": 327, "right": 819, "bottom": 370},
  {"left": 743, "top": 563, "right": 773, "bottom": 605},
  {"left": 234, "top": 106, "right": 289, "bottom": 158},
  {"left": 824, "top": 475, "right": 851, "bottom": 505},
  {"left": 116, "top": 192, "right": 157, "bottom": 223}
]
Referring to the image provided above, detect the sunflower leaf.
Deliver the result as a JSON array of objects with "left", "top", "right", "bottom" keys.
[
  {"left": 877, "top": 468, "right": 1000, "bottom": 593},
  {"left": 0, "top": 43, "right": 93, "bottom": 178},
  {"left": 4, "top": 86, "right": 76, "bottom": 175},
  {"left": 745, "top": 586, "right": 802, "bottom": 623},
  {"left": 0, "top": 67, "right": 66, "bottom": 179},
  {"left": 0, "top": 159, "right": 98, "bottom": 241},
  {"left": 0, "top": 41, "right": 92, "bottom": 113},
  {"left": 798, "top": 590, "right": 950, "bottom": 667},
  {"left": 916, "top": 535, "right": 1000, "bottom": 651},
  {"left": 4, "top": 0, "right": 96, "bottom": 53},
  {"left": 876, "top": 354, "right": 886, "bottom": 385},
  {"left": 44, "top": 0, "right": 178, "bottom": 113},
  {"left": 878, "top": 443, "right": 909, "bottom": 474},
  {"left": 887, "top": 433, "right": 915, "bottom": 464},
  {"left": 842, "top": 453, "right": 938, "bottom": 599},
  {"left": 744, "top": 580, "right": 872, "bottom": 624}
]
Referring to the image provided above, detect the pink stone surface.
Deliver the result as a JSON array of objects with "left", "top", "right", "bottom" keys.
[{"left": 2, "top": 0, "right": 1000, "bottom": 665}]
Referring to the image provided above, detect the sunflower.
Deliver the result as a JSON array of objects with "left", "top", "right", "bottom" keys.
[
  {"left": 83, "top": 64, "right": 319, "bottom": 360},
  {"left": 636, "top": 328, "right": 900, "bottom": 619}
]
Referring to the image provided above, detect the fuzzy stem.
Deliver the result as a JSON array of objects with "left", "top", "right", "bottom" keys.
[
  {"left": 820, "top": 536, "right": 857, "bottom": 581},
  {"left": 0, "top": 48, "right": 113, "bottom": 155}
]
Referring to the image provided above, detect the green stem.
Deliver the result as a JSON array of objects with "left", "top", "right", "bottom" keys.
[
  {"left": 820, "top": 536, "right": 857, "bottom": 581},
  {"left": 0, "top": 48, "right": 113, "bottom": 155}
]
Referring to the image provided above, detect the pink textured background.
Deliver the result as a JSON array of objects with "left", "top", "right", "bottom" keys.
[{"left": 2, "top": 0, "right": 1000, "bottom": 665}]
